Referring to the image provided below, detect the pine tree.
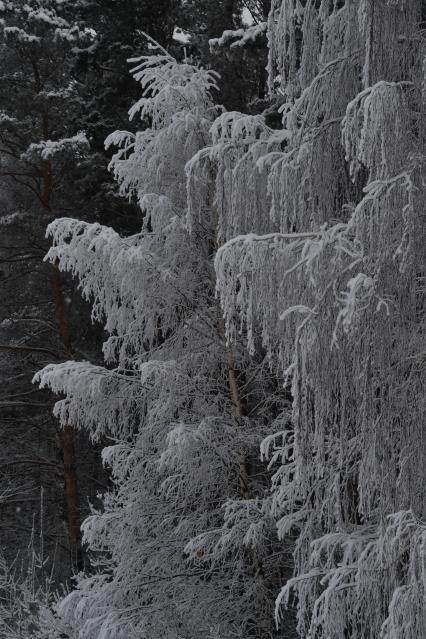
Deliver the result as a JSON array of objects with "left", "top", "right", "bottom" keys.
[
  {"left": 0, "top": 0, "right": 185, "bottom": 587},
  {"left": 0, "top": 0, "right": 99, "bottom": 577}
]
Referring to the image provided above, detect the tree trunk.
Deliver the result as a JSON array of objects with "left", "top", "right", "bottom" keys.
[
  {"left": 62, "top": 423, "right": 81, "bottom": 565},
  {"left": 32, "top": 48, "right": 83, "bottom": 566},
  {"left": 52, "top": 270, "right": 83, "bottom": 570},
  {"left": 225, "top": 346, "right": 250, "bottom": 499}
]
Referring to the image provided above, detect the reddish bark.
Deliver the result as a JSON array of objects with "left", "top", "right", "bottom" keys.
[
  {"left": 52, "top": 269, "right": 83, "bottom": 569},
  {"left": 62, "top": 424, "right": 81, "bottom": 553},
  {"left": 51, "top": 271, "right": 71, "bottom": 354}
]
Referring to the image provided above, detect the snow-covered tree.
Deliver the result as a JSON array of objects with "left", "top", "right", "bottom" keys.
[
  {"left": 0, "top": 0, "right": 101, "bottom": 577},
  {"left": 33, "top": 1, "right": 425, "bottom": 637},
  {"left": 36, "top": 42, "right": 291, "bottom": 638},
  {"left": 180, "top": 0, "right": 271, "bottom": 111},
  {"left": 0, "top": 0, "right": 182, "bottom": 584},
  {"left": 211, "top": 1, "right": 426, "bottom": 637}
]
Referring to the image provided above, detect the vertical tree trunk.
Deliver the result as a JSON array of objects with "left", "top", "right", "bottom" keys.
[
  {"left": 222, "top": 322, "right": 268, "bottom": 638},
  {"left": 225, "top": 346, "right": 250, "bottom": 500},
  {"left": 224, "top": 0, "right": 236, "bottom": 25},
  {"left": 32, "top": 47, "right": 83, "bottom": 567},
  {"left": 62, "top": 423, "right": 81, "bottom": 564},
  {"left": 52, "top": 270, "right": 83, "bottom": 570}
]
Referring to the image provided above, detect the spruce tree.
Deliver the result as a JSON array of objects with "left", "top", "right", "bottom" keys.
[{"left": 36, "top": 43, "right": 290, "bottom": 638}]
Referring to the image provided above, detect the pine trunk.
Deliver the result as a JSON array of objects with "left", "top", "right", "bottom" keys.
[{"left": 51, "top": 269, "right": 82, "bottom": 570}]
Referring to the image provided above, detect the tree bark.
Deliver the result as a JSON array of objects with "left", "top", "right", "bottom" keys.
[
  {"left": 52, "top": 269, "right": 83, "bottom": 570},
  {"left": 31, "top": 52, "right": 83, "bottom": 567},
  {"left": 62, "top": 423, "right": 81, "bottom": 562},
  {"left": 218, "top": 315, "right": 250, "bottom": 500},
  {"left": 225, "top": 346, "right": 250, "bottom": 500}
]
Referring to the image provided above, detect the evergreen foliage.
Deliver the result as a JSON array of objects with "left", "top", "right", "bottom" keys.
[{"left": 1, "top": 1, "right": 424, "bottom": 637}]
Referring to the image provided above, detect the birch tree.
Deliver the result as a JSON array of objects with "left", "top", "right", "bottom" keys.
[{"left": 212, "top": 1, "right": 426, "bottom": 636}]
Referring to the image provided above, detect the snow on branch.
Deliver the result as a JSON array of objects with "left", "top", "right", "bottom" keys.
[
  {"left": 276, "top": 511, "right": 426, "bottom": 639},
  {"left": 186, "top": 112, "right": 277, "bottom": 243},
  {"left": 126, "top": 53, "right": 218, "bottom": 127},
  {"left": 21, "top": 132, "right": 89, "bottom": 162},
  {"left": 45, "top": 216, "right": 204, "bottom": 364},
  {"left": 209, "top": 22, "right": 267, "bottom": 49}
]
